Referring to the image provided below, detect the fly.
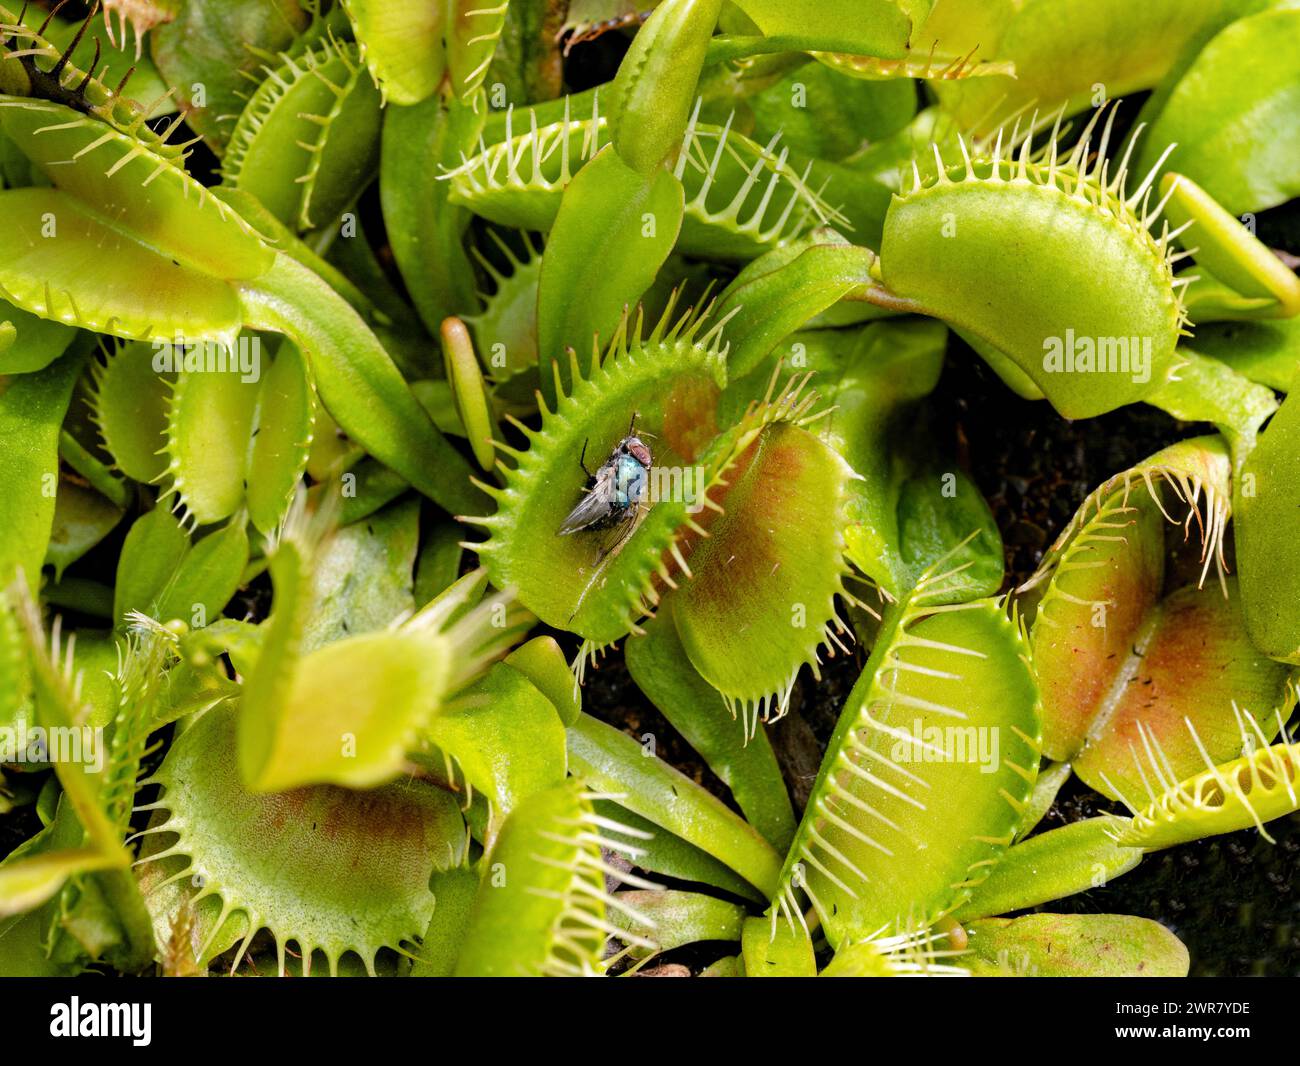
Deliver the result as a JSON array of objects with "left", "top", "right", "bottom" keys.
[{"left": 558, "top": 414, "right": 652, "bottom": 561}]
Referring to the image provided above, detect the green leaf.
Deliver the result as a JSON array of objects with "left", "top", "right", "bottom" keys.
[
  {"left": 713, "top": 234, "right": 877, "bottom": 377},
  {"left": 247, "top": 342, "right": 314, "bottom": 535},
  {"left": 0, "top": 296, "right": 75, "bottom": 374},
  {"left": 965, "top": 913, "right": 1188, "bottom": 977},
  {"left": 426, "top": 661, "right": 567, "bottom": 844},
  {"left": 0, "top": 99, "right": 275, "bottom": 282},
  {"left": 1186, "top": 318, "right": 1300, "bottom": 392},
  {"left": 606, "top": 0, "right": 723, "bottom": 174},
  {"left": 0, "top": 848, "right": 117, "bottom": 918},
  {"left": 341, "top": 0, "right": 447, "bottom": 106},
  {"left": 536, "top": 145, "right": 685, "bottom": 395},
  {"left": 724, "top": 319, "right": 952, "bottom": 599},
  {"left": 504, "top": 636, "right": 582, "bottom": 726},
  {"left": 611, "top": 889, "right": 747, "bottom": 958},
  {"left": 878, "top": 121, "right": 1183, "bottom": 419},
  {"left": 87, "top": 341, "right": 171, "bottom": 484},
  {"left": 113, "top": 508, "right": 189, "bottom": 628},
  {"left": 225, "top": 41, "right": 381, "bottom": 233},
  {"left": 380, "top": 94, "right": 484, "bottom": 335},
  {"left": 625, "top": 603, "right": 796, "bottom": 851},
  {"left": 244, "top": 627, "right": 450, "bottom": 791},
  {"left": 455, "top": 782, "right": 624, "bottom": 976},
  {"left": 1136, "top": 5, "right": 1300, "bottom": 215},
  {"left": 0, "top": 344, "right": 89, "bottom": 587},
  {"left": 1238, "top": 389, "right": 1300, "bottom": 663},
  {"left": 45, "top": 481, "right": 123, "bottom": 583},
  {"left": 240, "top": 517, "right": 526, "bottom": 790},
  {"left": 139, "top": 700, "right": 462, "bottom": 974},
  {"left": 441, "top": 317, "right": 498, "bottom": 471},
  {"left": 747, "top": 61, "right": 917, "bottom": 161},
  {"left": 164, "top": 367, "right": 260, "bottom": 525},
  {"left": 301, "top": 497, "right": 420, "bottom": 651},
  {"left": 410, "top": 864, "right": 479, "bottom": 977},
  {"left": 591, "top": 800, "right": 765, "bottom": 904},
  {"left": 727, "top": 0, "right": 911, "bottom": 57},
  {"left": 954, "top": 817, "right": 1143, "bottom": 922},
  {"left": 239, "top": 253, "right": 486, "bottom": 517},
  {"left": 154, "top": 522, "right": 249, "bottom": 630},
  {"left": 567, "top": 713, "right": 783, "bottom": 897},
  {"left": 933, "top": 0, "right": 1247, "bottom": 135},
  {"left": 742, "top": 914, "right": 816, "bottom": 976},
  {"left": 1147, "top": 347, "right": 1278, "bottom": 470}
]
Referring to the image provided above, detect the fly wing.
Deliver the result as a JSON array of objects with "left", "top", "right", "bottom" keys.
[{"left": 557, "top": 476, "right": 612, "bottom": 535}]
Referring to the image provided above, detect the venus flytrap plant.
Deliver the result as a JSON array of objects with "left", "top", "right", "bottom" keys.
[
  {"left": 341, "top": 0, "right": 514, "bottom": 109},
  {"left": 567, "top": 712, "right": 784, "bottom": 897},
  {"left": 713, "top": 0, "right": 1013, "bottom": 85},
  {"left": 461, "top": 228, "right": 542, "bottom": 391},
  {"left": 769, "top": 559, "right": 1041, "bottom": 950},
  {"left": 446, "top": 99, "right": 838, "bottom": 262},
  {"left": 535, "top": 0, "right": 728, "bottom": 392},
  {"left": 952, "top": 816, "right": 1145, "bottom": 923},
  {"left": 1, "top": 576, "right": 163, "bottom": 970},
  {"left": 223, "top": 37, "right": 381, "bottom": 234},
  {"left": 113, "top": 507, "right": 249, "bottom": 631},
  {"left": 669, "top": 400, "right": 860, "bottom": 729},
  {"left": 876, "top": 106, "right": 1192, "bottom": 418},
  {"left": 608, "top": 889, "right": 747, "bottom": 968},
  {"left": 1114, "top": 732, "right": 1300, "bottom": 852},
  {"left": 1145, "top": 347, "right": 1278, "bottom": 473},
  {"left": 0, "top": 33, "right": 481, "bottom": 515},
  {"left": 135, "top": 700, "right": 467, "bottom": 975},
  {"left": 471, "top": 301, "right": 729, "bottom": 644},
  {"left": 719, "top": 317, "right": 1003, "bottom": 604},
  {"left": 1021, "top": 436, "right": 1297, "bottom": 802}
]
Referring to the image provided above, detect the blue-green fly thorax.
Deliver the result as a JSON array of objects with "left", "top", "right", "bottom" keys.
[
  {"left": 557, "top": 427, "right": 653, "bottom": 537},
  {"left": 614, "top": 453, "right": 648, "bottom": 507}
]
